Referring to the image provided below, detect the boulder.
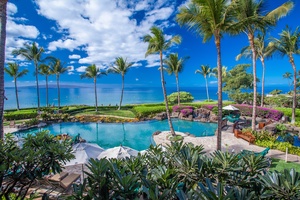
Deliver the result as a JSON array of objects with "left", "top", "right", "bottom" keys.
[{"left": 154, "top": 112, "right": 167, "bottom": 120}]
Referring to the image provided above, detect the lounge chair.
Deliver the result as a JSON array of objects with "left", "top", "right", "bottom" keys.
[
  {"left": 221, "top": 118, "right": 228, "bottom": 130},
  {"left": 60, "top": 173, "right": 81, "bottom": 190},
  {"left": 48, "top": 172, "right": 69, "bottom": 182},
  {"left": 9, "top": 121, "right": 15, "bottom": 128},
  {"left": 241, "top": 147, "right": 270, "bottom": 158},
  {"left": 225, "top": 114, "right": 240, "bottom": 123}
]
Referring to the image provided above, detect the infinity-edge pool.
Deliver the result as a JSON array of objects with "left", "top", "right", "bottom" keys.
[{"left": 14, "top": 119, "right": 217, "bottom": 151}]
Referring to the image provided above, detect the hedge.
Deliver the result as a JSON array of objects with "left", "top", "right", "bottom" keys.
[
  {"left": 133, "top": 106, "right": 169, "bottom": 118},
  {"left": 4, "top": 112, "right": 38, "bottom": 121},
  {"left": 275, "top": 107, "right": 300, "bottom": 122}
]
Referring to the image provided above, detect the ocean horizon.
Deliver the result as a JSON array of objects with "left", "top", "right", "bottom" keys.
[{"left": 4, "top": 84, "right": 291, "bottom": 110}]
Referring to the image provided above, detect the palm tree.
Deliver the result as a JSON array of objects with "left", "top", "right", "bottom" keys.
[
  {"left": 236, "top": 34, "right": 274, "bottom": 107},
  {"left": 39, "top": 64, "right": 52, "bottom": 107},
  {"left": 230, "top": 0, "right": 294, "bottom": 130},
  {"left": 195, "top": 65, "right": 211, "bottom": 101},
  {"left": 0, "top": 0, "right": 8, "bottom": 139},
  {"left": 271, "top": 26, "right": 300, "bottom": 124},
  {"left": 108, "top": 57, "right": 133, "bottom": 110},
  {"left": 4, "top": 63, "right": 28, "bottom": 110},
  {"left": 49, "top": 58, "right": 69, "bottom": 109},
  {"left": 164, "top": 53, "right": 189, "bottom": 105},
  {"left": 283, "top": 71, "right": 292, "bottom": 91},
  {"left": 12, "top": 42, "right": 45, "bottom": 110},
  {"left": 143, "top": 26, "right": 181, "bottom": 136},
  {"left": 177, "top": 0, "right": 233, "bottom": 150},
  {"left": 80, "top": 64, "right": 106, "bottom": 112},
  {"left": 211, "top": 66, "right": 228, "bottom": 79}
]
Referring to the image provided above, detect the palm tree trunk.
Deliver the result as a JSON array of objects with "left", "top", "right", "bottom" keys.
[
  {"left": 249, "top": 34, "right": 257, "bottom": 131},
  {"left": 46, "top": 75, "right": 48, "bottom": 107},
  {"left": 289, "top": 55, "right": 296, "bottom": 124},
  {"left": 260, "top": 58, "right": 265, "bottom": 107},
  {"left": 176, "top": 74, "right": 180, "bottom": 105},
  {"left": 119, "top": 75, "right": 124, "bottom": 110},
  {"left": 57, "top": 74, "right": 60, "bottom": 109},
  {"left": 94, "top": 78, "right": 98, "bottom": 112},
  {"left": 215, "top": 36, "right": 222, "bottom": 151},
  {"left": 0, "top": 0, "right": 7, "bottom": 139},
  {"left": 14, "top": 78, "right": 19, "bottom": 110},
  {"left": 205, "top": 77, "right": 210, "bottom": 101},
  {"left": 34, "top": 61, "right": 40, "bottom": 110},
  {"left": 160, "top": 51, "right": 175, "bottom": 136}
]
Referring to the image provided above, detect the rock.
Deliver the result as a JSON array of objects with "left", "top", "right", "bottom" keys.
[
  {"left": 154, "top": 112, "right": 167, "bottom": 120},
  {"left": 171, "top": 112, "right": 180, "bottom": 118},
  {"left": 153, "top": 131, "right": 161, "bottom": 135}
]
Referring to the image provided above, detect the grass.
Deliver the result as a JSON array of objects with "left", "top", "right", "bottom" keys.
[
  {"left": 76, "top": 108, "right": 136, "bottom": 118},
  {"left": 269, "top": 158, "right": 300, "bottom": 172}
]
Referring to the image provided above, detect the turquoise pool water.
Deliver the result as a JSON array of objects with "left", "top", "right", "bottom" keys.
[{"left": 14, "top": 119, "right": 217, "bottom": 151}]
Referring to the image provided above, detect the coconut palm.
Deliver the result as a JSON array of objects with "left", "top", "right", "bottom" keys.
[
  {"left": 143, "top": 26, "right": 181, "bottom": 136},
  {"left": 12, "top": 42, "right": 45, "bottom": 110},
  {"left": 39, "top": 64, "right": 52, "bottom": 107},
  {"left": 0, "top": 0, "right": 8, "bottom": 139},
  {"left": 230, "top": 0, "right": 294, "bottom": 130},
  {"left": 49, "top": 58, "right": 70, "bottom": 109},
  {"left": 80, "top": 64, "right": 106, "bottom": 112},
  {"left": 211, "top": 66, "right": 228, "bottom": 79},
  {"left": 195, "top": 65, "right": 211, "bottom": 101},
  {"left": 177, "top": 0, "right": 233, "bottom": 150},
  {"left": 108, "top": 57, "right": 133, "bottom": 110},
  {"left": 271, "top": 26, "right": 300, "bottom": 124},
  {"left": 164, "top": 53, "right": 189, "bottom": 105},
  {"left": 236, "top": 34, "right": 274, "bottom": 107},
  {"left": 4, "top": 63, "right": 28, "bottom": 110},
  {"left": 283, "top": 71, "right": 292, "bottom": 91}
]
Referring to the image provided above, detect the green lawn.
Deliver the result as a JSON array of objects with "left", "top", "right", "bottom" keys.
[
  {"left": 77, "top": 108, "right": 136, "bottom": 118},
  {"left": 269, "top": 158, "right": 300, "bottom": 172}
]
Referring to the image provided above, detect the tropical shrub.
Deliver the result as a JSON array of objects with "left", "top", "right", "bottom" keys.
[
  {"left": 4, "top": 111, "right": 38, "bottom": 121},
  {"left": 228, "top": 92, "right": 261, "bottom": 104},
  {"left": 234, "top": 104, "right": 283, "bottom": 120},
  {"left": 172, "top": 105, "right": 194, "bottom": 112},
  {"left": 0, "top": 132, "right": 73, "bottom": 199},
  {"left": 69, "top": 142, "right": 297, "bottom": 200},
  {"left": 167, "top": 91, "right": 194, "bottom": 104},
  {"left": 275, "top": 107, "right": 300, "bottom": 123},
  {"left": 133, "top": 105, "right": 169, "bottom": 118},
  {"left": 24, "top": 118, "right": 39, "bottom": 126},
  {"left": 264, "top": 95, "right": 299, "bottom": 108},
  {"left": 180, "top": 108, "right": 193, "bottom": 117}
]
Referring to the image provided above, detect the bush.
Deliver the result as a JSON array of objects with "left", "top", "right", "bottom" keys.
[
  {"left": 172, "top": 105, "right": 194, "bottom": 112},
  {"left": 4, "top": 111, "right": 38, "bottom": 120},
  {"left": 24, "top": 118, "right": 39, "bottom": 126},
  {"left": 133, "top": 106, "right": 169, "bottom": 118},
  {"left": 234, "top": 104, "right": 283, "bottom": 121},
  {"left": 167, "top": 91, "right": 194, "bottom": 104},
  {"left": 275, "top": 107, "right": 300, "bottom": 123},
  {"left": 264, "top": 95, "right": 298, "bottom": 108}
]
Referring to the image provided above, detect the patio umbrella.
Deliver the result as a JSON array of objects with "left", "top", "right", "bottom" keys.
[
  {"left": 97, "top": 146, "right": 139, "bottom": 159},
  {"left": 65, "top": 143, "right": 105, "bottom": 166},
  {"left": 222, "top": 105, "right": 239, "bottom": 111},
  {"left": 64, "top": 143, "right": 104, "bottom": 181}
]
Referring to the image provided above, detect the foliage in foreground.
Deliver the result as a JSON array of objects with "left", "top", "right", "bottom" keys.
[
  {"left": 0, "top": 131, "right": 74, "bottom": 199},
  {"left": 68, "top": 142, "right": 300, "bottom": 200}
]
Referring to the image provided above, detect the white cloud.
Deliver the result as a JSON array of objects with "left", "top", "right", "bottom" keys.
[
  {"left": 7, "top": 2, "right": 17, "bottom": 15},
  {"left": 135, "top": 78, "right": 139, "bottom": 81},
  {"left": 69, "top": 54, "right": 81, "bottom": 59},
  {"left": 76, "top": 66, "right": 87, "bottom": 72},
  {"left": 34, "top": 0, "right": 177, "bottom": 67},
  {"left": 68, "top": 72, "right": 74, "bottom": 75}
]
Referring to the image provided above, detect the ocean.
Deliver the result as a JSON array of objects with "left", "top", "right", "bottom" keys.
[{"left": 4, "top": 84, "right": 290, "bottom": 110}]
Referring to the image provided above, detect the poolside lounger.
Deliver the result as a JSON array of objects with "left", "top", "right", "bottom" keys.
[
  {"left": 9, "top": 121, "right": 15, "bottom": 128},
  {"left": 48, "top": 171, "right": 69, "bottom": 182},
  {"left": 60, "top": 173, "right": 81, "bottom": 190},
  {"left": 241, "top": 147, "right": 270, "bottom": 158}
]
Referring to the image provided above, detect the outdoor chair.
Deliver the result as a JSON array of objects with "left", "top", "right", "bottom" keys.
[
  {"left": 60, "top": 173, "right": 81, "bottom": 191},
  {"left": 9, "top": 121, "right": 15, "bottom": 128},
  {"left": 241, "top": 147, "right": 270, "bottom": 158},
  {"left": 48, "top": 171, "right": 69, "bottom": 182}
]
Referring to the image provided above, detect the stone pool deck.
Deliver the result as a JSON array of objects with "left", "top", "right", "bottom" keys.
[{"left": 153, "top": 124, "right": 300, "bottom": 164}]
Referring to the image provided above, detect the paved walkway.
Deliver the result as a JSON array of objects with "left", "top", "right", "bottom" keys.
[{"left": 153, "top": 124, "right": 300, "bottom": 164}]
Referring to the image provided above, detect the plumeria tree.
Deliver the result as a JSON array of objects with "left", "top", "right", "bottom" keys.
[
  {"left": 81, "top": 64, "right": 106, "bottom": 112},
  {"left": 4, "top": 63, "right": 28, "bottom": 110},
  {"left": 164, "top": 53, "right": 189, "bottom": 105},
  {"left": 108, "top": 57, "right": 133, "bottom": 110},
  {"left": 195, "top": 65, "right": 211, "bottom": 101},
  {"left": 271, "top": 26, "right": 300, "bottom": 124},
  {"left": 143, "top": 26, "right": 181, "bottom": 136},
  {"left": 230, "top": 0, "right": 294, "bottom": 130}
]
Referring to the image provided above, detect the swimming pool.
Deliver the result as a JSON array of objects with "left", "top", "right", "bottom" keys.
[{"left": 14, "top": 119, "right": 217, "bottom": 151}]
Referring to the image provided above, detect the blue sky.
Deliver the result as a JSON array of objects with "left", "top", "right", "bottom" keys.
[{"left": 4, "top": 0, "right": 300, "bottom": 88}]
